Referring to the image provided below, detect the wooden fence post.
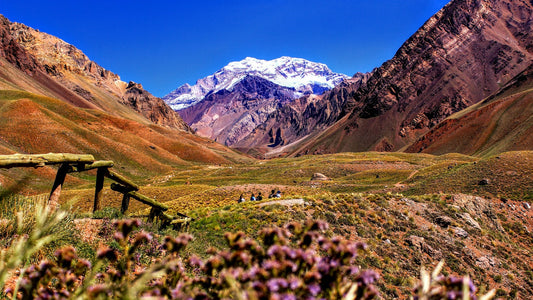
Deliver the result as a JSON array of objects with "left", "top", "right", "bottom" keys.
[
  {"left": 148, "top": 207, "right": 158, "bottom": 222},
  {"left": 48, "top": 163, "right": 70, "bottom": 210},
  {"left": 93, "top": 167, "right": 107, "bottom": 212},
  {"left": 121, "top": 194, "right": 131, "bottom": 214}
]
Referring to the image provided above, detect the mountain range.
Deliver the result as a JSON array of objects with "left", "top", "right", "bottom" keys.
[
  {"left": 171, "top": 0, "right": 533, "bottom": 158},
  {"left": 1, "top": 0, "right": 533, "bottom": 167}
]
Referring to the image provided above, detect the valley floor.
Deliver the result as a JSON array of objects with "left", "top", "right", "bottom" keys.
[{"left": 2, "top": 151, "right": 533, "bottom": 298}]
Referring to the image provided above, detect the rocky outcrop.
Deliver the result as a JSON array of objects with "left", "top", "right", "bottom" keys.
[
  {"left": 8, "top": 21, "right": 124, "bottom": 96},
  {"left": 123, "top": 82, "right": 191, "bottom": 129},
  {"left": 0, "top": 16, "right": 43, "bottom": 75},
  {"left": 311, "top": 173, "right": 329, "bottom": 181}
]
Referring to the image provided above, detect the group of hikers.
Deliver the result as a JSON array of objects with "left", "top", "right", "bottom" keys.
[{"left": 238, "top": 189, "right": 281, "bottom": 203}]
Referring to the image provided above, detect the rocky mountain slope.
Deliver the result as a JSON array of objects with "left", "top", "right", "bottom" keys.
[
  {"left": 236, "top": 0, "right": 533, "bottom": 157},
  {"left": 0, "top": 15, "right": 250, "bottom": 180},
  {"left": 3, "top": 17, "right": 188, "bottom": 129},
  {"left": 163, "top": 56, "right": 348, "bottom": 110},
  {"left": 406, "top": 63, "right": 533, "bottom": 156},
  {"left": 179, "top": 75, "right": 297, "bottom": 146}
]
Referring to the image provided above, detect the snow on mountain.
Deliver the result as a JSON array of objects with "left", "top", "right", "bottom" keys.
[{"left": 163, "top": 56, "right": 349, "bottom": 110}]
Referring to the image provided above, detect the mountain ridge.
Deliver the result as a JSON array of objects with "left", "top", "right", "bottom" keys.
[
  {"left": 163, "top": 56, "right": 349, "bottom": 110},
  {"left": 5, "top": 17, "right": 189, "bottom": 130}
]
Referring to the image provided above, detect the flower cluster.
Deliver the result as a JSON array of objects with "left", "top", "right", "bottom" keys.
[
  {"left": 154, "top": 220, "right": 380, "bottom": 299},
  {"left": 3, "top": 218, "right": 494, "bottom": 300}
]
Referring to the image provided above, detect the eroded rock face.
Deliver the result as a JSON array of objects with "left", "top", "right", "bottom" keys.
[
  {"left": 0, "top": 16, "right": 43, "bottom": 75},
  {"left": 234, "top": 73, "right": 370, "bottom": 152},
  {"left": 123, "top": 82, "right": 191, "bottom": 129},
  {"left": 8, "top": 21, "right": 124, "bottom": 96},
  {"left": 238, "top": 0, "right": 533, "bottom": 155}
]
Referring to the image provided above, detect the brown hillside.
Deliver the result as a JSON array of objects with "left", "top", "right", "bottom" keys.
[
  {"left": 406, "top": 64, "right": 533, "bottom": 156},
  {"left": 0, "top": 90, "right": 250, "bottom": 182}
]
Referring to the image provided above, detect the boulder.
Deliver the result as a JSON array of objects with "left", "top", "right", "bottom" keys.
[
  {"left": 405, "top": 235, "right": 425, "bottom": 250},
  {"left": 435, "top": 215, "right": 452, "bottom": 228},
  {"left": 478, "top": 178, "right": 490, "bottom": 185},
  {"left": 311, "top": 173, "right": 329, "bottom": 181},
  {"left": 459, "top": 213, "right": 481, "bottom": 230},
  {"left": 476, "top": 255, "right": 498, "bottom": 270},
  {"left": 453, "top": 227, "right": 469, "bottom": 238}
]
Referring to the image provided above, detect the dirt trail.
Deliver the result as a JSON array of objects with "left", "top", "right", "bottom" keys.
[
  {"left": 258, "top": 198, "right": 305, "bottom": 207},
  {"left": 394, "top": 170, "right": 419, "bottom": 188}
]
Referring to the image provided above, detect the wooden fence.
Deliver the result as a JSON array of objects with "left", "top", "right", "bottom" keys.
[{"left": 0, "top": 153, "right": 192, "bottom": 229}]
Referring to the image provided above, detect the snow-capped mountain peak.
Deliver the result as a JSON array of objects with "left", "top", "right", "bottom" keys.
[{"left": 163, "top": 56, "right": 349, "bottom": 110}]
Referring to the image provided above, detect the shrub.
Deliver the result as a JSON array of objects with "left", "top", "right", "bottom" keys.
[
  {"left": 0, "top": 216, "right": 498, "bottom": 300},
  {"left": 92, "top": 207, "right": 123, "bottom": 219}
]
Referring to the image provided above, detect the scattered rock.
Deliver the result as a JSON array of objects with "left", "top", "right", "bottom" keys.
[
  {"left": 523, "top": 202, "right": 531, "bottom": 210},
  {"left": 500, "top": 197, "right": 508, "bottom": 203},
  {"left": 435, "top": 215, "right": 452, "bottom": 228},
  {"left": 459, "top": 213, "right": 481, "bottom": 230},
  {"left": 405, "top": 235, "right": 425, "bottom": 250},
  {"left": 476, "top": 255, "right": 498, "bottom": 269},
  {"left": 311, "top": 173, "right": 329, "bottom": 181},
  {"left": 453, "top": 227, "right": 469, "bottom": 238},
  {"left": 478, "top": 178, "right": 490, "bottom": 185},
  {"left": 405, "top": 236, "right": 444, "bottom": 259},
  {"left": 384, "top": 239, "right": 391, "bottom": 244}
]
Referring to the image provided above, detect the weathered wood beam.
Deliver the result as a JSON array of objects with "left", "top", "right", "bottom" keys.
[
  {"left": 93, "top": 167, "right": 107, "bottom": 212},
  {"left": 160, "top": 212, "right": 174, "bottom": 221},
  {"left": 0, "top": 153, "right": 94, "bottom": 168},
  {"left": 70, "top": 161, "right": 114, "bottom": 173},
  {"left": 170, "top": 218, "right": 192, "bottom": 225},
  {"left": 110, "top": 183, "right": 168, "bottom": 211},
  {"left": 106, "top": 171, "right": 139, "bottom": 191},
  {"left": 48, "top": 163, "right": 70, "bottom": 210}
]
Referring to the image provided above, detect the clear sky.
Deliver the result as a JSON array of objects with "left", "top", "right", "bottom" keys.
[{"left": 2, "top": 0, "right": 450, "bottom": 97}]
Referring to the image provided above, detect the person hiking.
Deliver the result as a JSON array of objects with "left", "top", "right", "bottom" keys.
[
  {"left": 257, "top": 192, "right": 263, "bottom": 201},
  {"left": 250, "top": 193, "right": 256, "bottom": 201},
  {"left": 275, "top": 190, "right": 281, "bottom": 198},
  {"left": 268, "top": 189, "right": 276, "bottom": 198},
  {"left": 238, "top": 194, "right": 245, "bottom": 203}
]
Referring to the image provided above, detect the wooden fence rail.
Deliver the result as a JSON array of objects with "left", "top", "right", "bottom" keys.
[{"left": 0, "top": 153, "right": 191, "bottom": 229}]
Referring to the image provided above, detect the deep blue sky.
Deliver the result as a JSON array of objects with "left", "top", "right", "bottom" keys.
[{"left": 2, "top": 0, "right": 450, "bottom": 97}]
